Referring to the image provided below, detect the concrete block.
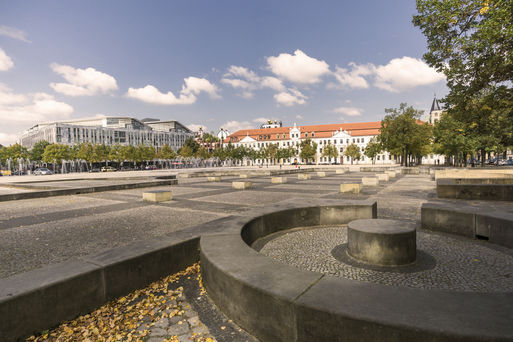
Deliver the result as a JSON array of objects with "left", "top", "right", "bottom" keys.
[
  {"left": 340, "top": 183, "right": 362, "bottom": 194},
  {"left": 298, "top": 174, "right": 311, "bottom": 180},
  {"left": 336, "top": 169, "right": 347, "bottom": 174},
  {"left": 239, "top": 174, "right": 249, "bottom": 178},
  {"left": 386, "top": 171, "right": 396, "bottom": 178},
  {"left": 271, "top": 177, "right": 287, "bottom": 184},
  {"left": 376, "top": 173, "right": 390, "bottom": 182},
  {"left": 142, "top": 190, "right": 172, "bottom": 202},
  {"left": 232, "top": 181, "right": 252, "bottom": 190},
  {"left": 362, "top": 177, "right": 379, "bottom": 186},
  {"left": 207, "top": 176, "right": 221, "bottom": 182},
  {"left": 316, "top": 172, "right": 326, "bottom": 177}
]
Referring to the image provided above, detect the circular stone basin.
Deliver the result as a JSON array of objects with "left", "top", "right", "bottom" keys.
[{"left": 348, "top": 219, "right": 416, "bottom": 266}]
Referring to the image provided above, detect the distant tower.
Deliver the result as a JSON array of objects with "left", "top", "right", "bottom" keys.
[
  {"left": 217, "top": 128, "right": 229, "bottom": 140},
  {"left": 429, "top": 96, "right": 443, "bottom": 124}
]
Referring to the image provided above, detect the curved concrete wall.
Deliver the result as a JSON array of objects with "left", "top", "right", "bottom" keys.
[{"left": 201, "top": 201, "right": 513, "bottom": 342}]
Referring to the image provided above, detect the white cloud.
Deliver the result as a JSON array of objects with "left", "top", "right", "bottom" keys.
[
  {"left": 50, "top": 63, "right": 118, "bottom": 96},
  {"left": 332, "top": 57, "right": 445, "bottom": 92},
  {"left": 0, "top": 84, "right": 74, "bottom": 144},
  {"left": 187, "top": 124, "right": 207, "bottom": 132},
  {"left": 0, "top": 25, "right": 31, "bottom": 43},
  {"left": 221, "top": 120, "right": 255, "bottom": 133},
  {"left": 333, "top": 63, "right": 375, "bottom": 89},
  {"left": 0, "top": 132, "right": 20, "bottom": 146},
  {"left": 267, "top": 50, "right": 330, "bottom": 84},
  {"left": 221, "top": 66, "right": 285, "bottom": 99},
  {"left": 127, "top": 85, "right": 195, "bottom": 105},
  {"left": 127, "top": 77, "right": 219, "bottom": 105},
  {"left": 274, "top": 88, "right": 307, "bottom": 107},
  {"left": 374, "top": 56, "right": 445, "bottom": 92},
  {"left": 252, "top": 117, "right": 270, "bottom": 124},
  {"left": 0, "top": 48, "right": 14, "bottom": 71},
  {"left": 295, "top": 114, "right": 304, "bottom": 120},
  {"left": 183, "top": 76, "right": 220, "bottom": 99},
  {"left": 333, "top": 106, "right": 363, "bottom": 116}
]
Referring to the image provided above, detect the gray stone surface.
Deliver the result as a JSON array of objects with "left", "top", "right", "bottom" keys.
[{"left": 259, "top": 225, "right": 513, "bottom": 292}]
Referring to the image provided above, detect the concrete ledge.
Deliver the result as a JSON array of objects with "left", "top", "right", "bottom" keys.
[
  {"left": 142, "top": 190, "right": 172, "bottom": 202},
  {"left": 0, "top": 179, "right": 178, "bottom": 203},
  {"left": 207, "top": 176, "right": 221, "bottom": 182},
  {"left": 0, "top": 234, "right": 200, "bottom": 341},
  {"left": 401, "top": 167, "right": 420, "bottom": 175},
  {"left": 316, "top": 171, "right": 326, "bottom": 177},
  {"left": 201, "top": 201, "right": 513, "bottom": 341},
  {"left": 340, "top": 183, "right": 362, "bottom": 194},
  {"left": 232, "top": 181, "right": 252, "bottom": 190},
  {"left": 359, "top": 166, "right": 395, "bottom": 172},
  {"left": 421, "top": 202, "right": 513, "bottom": 249},
  {"left": 376, "top": 173, "right": 390, "bottom": 182},
  {"left": 362, "top": 177, "right": 379, "bottom": 186},
  {"left": 437, "top": 179, "right": 513, "bottom": 201},
  {"left": 298, "top": 174, "right": 311, "bottom": 180},
  {"left": 271, "top": 177, "right": 287, "bottom": 184}
]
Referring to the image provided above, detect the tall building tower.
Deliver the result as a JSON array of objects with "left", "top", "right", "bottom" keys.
[{"left": 429, "top": 97, "right": 443, "bottom": 124}]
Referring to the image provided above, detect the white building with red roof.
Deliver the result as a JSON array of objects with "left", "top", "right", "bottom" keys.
[{"left": 223, "top": 121, "right": 399, "bottom": 165}]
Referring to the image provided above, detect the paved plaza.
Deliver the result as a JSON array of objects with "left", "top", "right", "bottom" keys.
[{"left": 2, "top": 166, "right": 512, "bottom": 341}]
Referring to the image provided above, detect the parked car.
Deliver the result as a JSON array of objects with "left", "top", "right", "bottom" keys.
[
  {"left": 101, "top": 166, "right": 117, "bottom": 172},
  {"left": 119, "top": 166, "right": 133, "bottom": 171},
  {"left": 11, "top": 170, "right": 25, "bottom": 175},
  {"left": 145, "top": 165, "right": 157, "bottom": 170},
  {"left": 89, "top": 167, "right": 101, "bottom": 173},
  {"left": 34, "top": 168, "right": 53, "bottom": 175}
]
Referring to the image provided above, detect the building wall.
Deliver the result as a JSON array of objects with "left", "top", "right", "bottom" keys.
[{"left": 18, "top": 121, "right": 193, "bottom": 150}]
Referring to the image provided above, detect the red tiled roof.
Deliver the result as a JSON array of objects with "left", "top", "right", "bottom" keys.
[{"left": 224, "top": 121, "right": 382, "bottom": 143}]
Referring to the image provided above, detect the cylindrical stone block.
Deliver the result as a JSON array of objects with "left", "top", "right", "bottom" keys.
[
  {"left": 317, "top": 172, "right": 326, "bottom": 177},
  {"left": 347, "top": 219, "right": 416, "bottom": 266},
  {"left": 385, "top": 171, "right": 396, "bottom": 178},
  {"left": 208, "top": 176, "right": 221, "bottom": 182},
  {"left": 298, "top": 174, "right": 311, "bottom": 180},
  {"left": 336, "top": 169, "right": 347, "bottom": 174}
]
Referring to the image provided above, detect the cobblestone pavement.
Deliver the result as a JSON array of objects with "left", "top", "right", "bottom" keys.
[{"left": 259, "top": 226, "right": 513, "bottom": 292}]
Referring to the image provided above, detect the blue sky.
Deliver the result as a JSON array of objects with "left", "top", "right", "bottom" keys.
[{"left": 0, "top": 0, "right": 447, "bottom": 145}]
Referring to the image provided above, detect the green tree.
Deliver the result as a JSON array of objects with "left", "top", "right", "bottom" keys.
[
  {"left": 299, "top": 139, "right": 317, "bottom": 163},
  {"left": 158, "top": 144, "right": 177, "bottom": 159},
  {"left": 5, "top": 143, "right": 29, "bottom": 160},
  {"left": 178, "top": 145, "right": 194, "bottom": 158},
  {"left": 321, "top": 144, "right": 338, "bottom": 164},
  {"left": 378, "top": 103, "right": 428, "bottom": 166},
  {"left": 182, "top": 137, "right": 200, "bottom": 154},
  {"left": 413, "top": 0, "right": 513, "bottom": 164},
  {"left": 92, "top": 144, "right": 110, "bottom": 166},
  {"left": 196, "top": 146, "right": 211, "bottom": 159},
  {"left": 344, "top": 144, "right": 361, "bottom": 165},
  {"left": 119, "top": 145, "right": 136, "bottom": 165},
  {"left": 109, "top": 145, "right": 123, "bottom": 165},
  {"left": 413, "top": 0, "right": 513, "bottom": 103},
  {"left": 42, "top": 144, "right": 70, "bottom": 164},
  {"left": 433, "top": 112, "right": 476, "bottom": 166},
  {"left": 29, "top": 140, "right": 50, "bottom": 162},
  {"left": 276, "top": 146, "right": 296, "bottom": 164},
  {"left": 364, "top": 138, "right": 382, "bottom": 164}
]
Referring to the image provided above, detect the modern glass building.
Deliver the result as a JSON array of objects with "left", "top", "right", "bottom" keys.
[{"left": 17, "top": 116, "right": 194, "bottom": 150}]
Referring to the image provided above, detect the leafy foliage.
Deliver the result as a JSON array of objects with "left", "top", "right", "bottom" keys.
[
  {"left": 344, "top": 143, "right": 361, "bottom": 164},
  {"left": 299, "top": 139, "right": 317, "bottom": 162}
]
